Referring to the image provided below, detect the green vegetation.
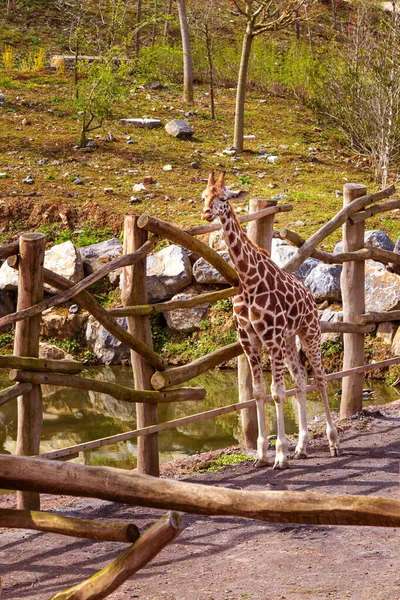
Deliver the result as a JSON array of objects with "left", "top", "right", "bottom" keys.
[{"left": 195, "top": 452, "right": 252, "bottom": 473}]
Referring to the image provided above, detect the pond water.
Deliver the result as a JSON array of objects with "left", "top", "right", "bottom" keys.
[{"left": 0, "top": 367, "right": 398, "bottom": 470}]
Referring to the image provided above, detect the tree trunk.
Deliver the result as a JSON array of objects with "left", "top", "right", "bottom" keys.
[
  {"left": 205, "top": 25, "right": 215, "bottom": 119},
  {"left": 163, "top": 0, "right": 173, "bottom": 40},
  {"left": 152, "top": 0, "right": 158, "bottom": 46},
  {"left": 234, "top": 27, "right": 254, "bottom": 152},
  {"left": 176, "top": 0, "right": 194, "bottom": 104},
  {"left": 136, "top": 0, "right": 142, "bottom": 56}
]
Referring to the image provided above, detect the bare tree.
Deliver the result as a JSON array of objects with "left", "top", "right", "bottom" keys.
[
  {"left": 232, "top": 0, "right": 316, "bottom": 152},
  {"left": 176, "top": 0, "right": 194, "bottom": 103},
  {"left": 163, "top": 0, "right": 173, "bottom": 40}
]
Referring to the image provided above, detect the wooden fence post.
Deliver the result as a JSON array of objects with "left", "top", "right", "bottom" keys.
[
  {"left": 340, "top": 183, "right": 367, "bottom": 419},
  {"left": 14, "top": 233, "right": 45, "bottom": 510},
  {"left": 122, "top": 216, "right": 159, "bottom": 476},
  {"left": 238, "top": 199, "right": 277, "bottom": 448}
]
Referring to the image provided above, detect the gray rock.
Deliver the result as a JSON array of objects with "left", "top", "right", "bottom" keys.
[
  {"left": 388, "top": 236, "right": 400, "bottom": 275},
  {"left": 304, "top": 263, "right": 342, "bottom": 302},
  {"left": 164, "top": 285, "right": 212, "bottom": 332},
  {"left": 365, "top": 262, "right": 400, "bottom": 311},
  {"left": 271, "top": 242, "right": 320, "bottom": 283},
  {"left": 0, "top": 94, "right": 5, "bottom": 102},
  {"left": 39, "top": 343, "right": 74, "bottom": 361},
  {"left": 119, "top": 118, "right": 162, "bottom": 129},
  {"left": 209, "top": 228, "right": 227, "bottom": 252},
  {"left": 319, "top": 308, "right": 343, "bottom": 344},
  {"left": 0, "top": 262, "right": 19, "bottom": 291},
  {"left": 193, "top": 252, "right": 233, "bottom": 284},
  {"left": 334, "top": 229, "right": 394, "bottom": 254},
  {"left": 85, "top": 316, "right": 130, "bottom": 365},
  {"left": 377, "top": 321, "right": 399, "bottom": 345},
  {"left": 78, "top": 237, "right": 122, "bottom": 277},
  {"left": 41, "top": 309, "right": 88, "bottom": 340},
  {"left": 44, "top": 241, "right": 84, "bottom": 292},
  {"left": 23, "top": 176, "right": 34, "bottom": 184},
  {"left": 165, "top": 119, "right": 194, "bottom": 139}
]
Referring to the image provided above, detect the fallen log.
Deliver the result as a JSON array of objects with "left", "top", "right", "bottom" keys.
[{"left": 1, "top": 455, "right": 400, "bottom": 528}]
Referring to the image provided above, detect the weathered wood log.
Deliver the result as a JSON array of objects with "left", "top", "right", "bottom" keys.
[
  {"left": 282, "top": 184, "right": 395, "bottom": 273},
  {"left": 109, "top": 286, "right": 238, "bottom": 317},
  {"left": 185, "top": 203, "right": 293, "bottom": 236},
  {"left": 123, "top": 216, "right": 159, "bottom": 477},
  {"left": 50, "top": 512, "right": 185, "bottom": 600},
  {"left": 340, "top": 183, "right": 366, "bottom": 419},
  {"left": 0, "top": 508, "right": 140, "bottom": 543},
  {"left": 14, "top": 233, "right": 45, "bottom": 511},
  {"left": 10, "top": 370, "right": 206, "bottom": 404},
  {"left": 320, "top": 322, "right": 375, "bottom": 334},
  {"left": 0, "top": 236, "right": 159, "bottom": 331},
  {"left": 0, "top": 383, "right": 32, "bottom": 406},
  {"left": 0, "top": 355, "right": 83, "bottom": 374},
  {"left": 2, "top": 455, "right": 400, "bottom": 528},
  {"left": 349, "top": 197, "right": 400, "bottom": 224},
  {"left": 137, "top": 215, "right": 239, "bottom": 286},
  {"left": 39, "top": 355, "right": 400, "bottom": 462},
  {"left": 0, "top": 239, "right": 19, "bottom": 260},
  {"left": 356, "top": 311, "right": 400, "bottom": 325},
  {"left": 151, "top": 341, "right": 243, "bottom": 390},
  {"left": 41, "top": 267, "right": 166, "bottom": 372}
]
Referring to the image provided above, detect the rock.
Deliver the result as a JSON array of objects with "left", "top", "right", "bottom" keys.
[
  {"left": 365, "top": 262, "right": 400, "bottom": 311},
  {"left": 130, "top": 245, "right": 192, "bottom": 302},
  {"left": 85, "top": 316, "right": 130, "bottom": 365},
  {"left": 22, "top": 175, "right": 34, "bottom": 184},
  {"left": 163, "top": 164, "right": 173, "bottom": 171},
  {"left": 0, "top": 290, "right": 16, "bottom": 331},
  {"left": 377, "top": 321, "right": 400, "bottom": 345},
  {"left": 388, "top": 236, "right": 400, "bottom": 275},
  {"left": 143, "top": 175, "right": 154, "bottom": 185},
  {"left": 73, "top": 177, "right": 84, "bottom": 185},
  {"left": 164, "top": 285, "right": 212, "bottom": 332},
  {"left": 79, "top": 237, "right": 122, "bottom": 276},
  {"left": 69, "top": 304, "right": 79, "bottom": 314},
  {"left": 0, "top": 94, "right": 5, "bottom": 102},
  {"left": 39, "top": 342, "right": 74, "bottom": 361},
  {"left": 193, "top": 252, "right": 233, "bottom": 284},
  {"left": 209, "top": 228, "right": 227, "bottom": 252},
  {"left": 334, "top": 229, "right": 394, "bottom": 254},
  {"left": 104, "top": 187, "right": 114, "bottom": 195},
  {"left": 319, "top": 308, "right": 343, "bottom": 344},
  {"left": 191, "top": 161, "right": 200, "bottom": 169},
  {"left": 119, "top": 118, "right": 162, "bottom": 129},
  {"left": 222, "top": 148, "right": 236, "bottom": 156},
  {"left": 165, "top": 119, "right": 194, "bottom": 139},
  {"left": 45, "top": 241, "right": 84, "bottom": 292},
  {"left": 132, "top": 182, "right": 146, "bottom": 192},
  {"left": 391, "top": 327, "right": 400, "bottom": 354},
  {"left": 0, "top": 262, "right": 19, "bottom": 291},
  {"left": 41, "top": 309, "right": 88, "bottom": 340},
  {"left": 304, "top": 263, "right": 342, "bottom": 302},
  {"left": 145, "top": 82, "right": 166, "bottom": 90},
  {"left": 267, "top": 155, "right": 279, "bottom": 163},
  {"left": 271, "top": 241, "right": 320, "bottom": 284}
]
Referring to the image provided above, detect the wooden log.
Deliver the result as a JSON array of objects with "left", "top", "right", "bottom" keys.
[
  {"left": 0, "top": 355, "right": 83, "bottom": 374},
  {"left": 39, "top": 355, "right": 400, "bottom": 462},
  {"left": 356, "top": 310, "right": 400, "bottom": 325},
  {"left": 185, "top": 203, "right": 293, "bottom": 236},
  {"left": 109, "top": 286, "right": 238, "bottom": 317},
  {"left": 151, "top": 341, "right": 243, "bottom": 390},
  {"left": 14, "top": 233, "right": 45, "bottom": 511},
  {"left": 123, "top": 216, "right": 159, "bottom": 477},
  {"left": 0, "top": 508, "right": 140, "bottom": 543},
  {"left": 320, "top": 322, "right": 375, "bottom": 334},
  {"left": 282, "top": 184, "right": 395, "bottom": 273},
  {"left": 2, "top": 455, "right": 400, "bottom": 528},
  {"left": 0, "top": 383, "right": 32, "bottom": 407},
  {"left": 0, "top": 236, "right": 159, "bottom": 332},
  {"left": 137, "top": 214, "right": 239, "bottom": 286},
  {"left": 0, "top": 239, "right": 19, "bottom": 260},
  {"left": 239, "top": 199, "right": 277, "bottom": 450},
  {"left": 10, "top": 370, "right": 206, "bottom": 404},
  {"left": 340, "top": 183, "right": 367, "bottom": 419},
  {"left": 50, "top": 512, "right": 184, "bottom": 600},
  {"left": 349, "top": 197, "right": 400, "bottom": 224},
  {"left": 41, "top": 267, "right": 166, "bottom": 372}
]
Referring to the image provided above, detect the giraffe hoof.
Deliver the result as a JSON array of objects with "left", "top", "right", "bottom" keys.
[
  {"left": 253, "top": 458, "right": 269, "bottom": 469},
  {"left": 330, "top": 446, "right": 342, "bottom": 457},
  {"left": 294, "top": 451, "right": 308, "bottom": 460},
  {"left": 273, "top": 459, "right": 289, "bottom": 470}
]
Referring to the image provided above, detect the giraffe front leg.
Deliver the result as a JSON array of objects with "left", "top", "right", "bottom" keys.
[
  {"left": 237, "top": 324, "right": 269, "bottom": 468},
  {"left": 270, "top": 348, "right": 289, "bottom": 470},
  {"left": 285, "top": 337, "right": 309, "bottom": 459}
]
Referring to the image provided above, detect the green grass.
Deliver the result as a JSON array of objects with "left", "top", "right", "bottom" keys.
[{"left": 195, "top": 453, "right": 253, "bottom": 473}]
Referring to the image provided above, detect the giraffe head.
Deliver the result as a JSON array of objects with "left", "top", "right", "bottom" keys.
[{"left": 201, "top": 171, "right": 232, "bottom": 222}]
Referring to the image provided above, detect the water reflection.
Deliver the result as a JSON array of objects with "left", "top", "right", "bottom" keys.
[{"left": 0, "top": 367, "right": 398, "bottom": 470}]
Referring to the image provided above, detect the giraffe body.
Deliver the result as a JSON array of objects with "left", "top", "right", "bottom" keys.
[{"left": 202, "top": 173, "right": 341, "bottom": 469}]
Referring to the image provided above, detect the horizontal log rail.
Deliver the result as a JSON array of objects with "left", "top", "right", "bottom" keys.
[
  {"left": 0, "top": 235, "right": 160, "bottom": 332},
  {"left": 185, "top": 203, "right": 293, "bottom": 236},
  {"left": 10, "top": 370, "right": 206, "bottom": 404},
  {"left": 0, "top": 508, "right": 140, "bottom": 543},
  {"left": 356, "top": 310, "right": 400, "bottom": 325},
  {"left": 2, "top": 455, "right": 400, "bottom": 528},
  {"left": 0, "top": 239, "right": 19, "bottom": 260},
  {"left": 349, "top": 197, "right": 400, "bottom": 224},
  {"left": 282, "top": 184, "right": 395, "bottom": 273},
  {"left": 109, "top": 286, "right": 238, "bottom": 317},
  {"left": 0, "top": 383, "right": 32, "bottom": 407},
  {"left": 42, "top": 267, "right": 167, "bottom": 371},
  {"left": 50, "top": 512, "right": 184, "bottom": 600},
  {"left": 320, "top": 322, "right": 375, "bottom": 334},
  {"left": 137, "top": 215, "right": 239, "bottom": 286},
  {"left": 0, "top": 355, "right": 83, "bottom": 374},
  {"left": 39, "top": 356, "right": 400, "bottom": 461}
]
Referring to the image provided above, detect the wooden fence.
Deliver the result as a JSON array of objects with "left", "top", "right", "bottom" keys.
[{"left": 0, "top": 182, "right": 400, "bottom": 507}]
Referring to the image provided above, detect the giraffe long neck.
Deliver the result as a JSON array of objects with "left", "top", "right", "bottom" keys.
[{"left": 219, "top": 202, "right": 260, "bottom": 281}]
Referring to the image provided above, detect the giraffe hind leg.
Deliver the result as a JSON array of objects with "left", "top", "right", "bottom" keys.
[{"left": 285, "top": 336, "right": 309, "bottom": 459}]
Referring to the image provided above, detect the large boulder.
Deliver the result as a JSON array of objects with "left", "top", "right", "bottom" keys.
[
  {"left": 164, "top": 285, "right": 212, "bottom": 332},
  {"left": 376, "top": 321, "right": 400, "bottom": 345},
  {"left": 272, "top": 242, "right": 320, "bottom": 283},
  {"left": 41, "top": 308, "right": 88, "bottom": 340},
  {"left": 145, "top": 245, "right": 192, "bottom": 302},
  {"left": 193, "top": 252, "right": 233, "bottom": 284},
  {"left": 85, "top": 316, "right": 130, "bottom": 365},
  {"left": 334, "top": 229, "right": 394, "bottom": 254},
  {"left": 304, "top": 263, "right": 342, "bottom": 302},
  {"left": 165, "top": 119, "right": 194, "bottom": 139},
  {"left": 79, "top": 237, "right": 122, "bottom": 276},
  {"left": 209, "top": 228, "right": 227, "bottom": 252},
  {"left": 319, "top": 308, "right": 343, "bottom": 344},
  {"left": 39, "top": 342, "right": 74, "bottom": 361},
  {"left": 365, "top": 262, "right": 400, "bottom": 311},
  {"left": 388, "top": 236, "right": 400, "bottom": 275}
]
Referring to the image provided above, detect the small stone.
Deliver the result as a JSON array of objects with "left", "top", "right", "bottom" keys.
[
  {"left": 69, "top": 304, "right": 79, "bottom": 314},
  {"left": 21, "top": 117, "right": 31, "bottom": 126},
  {"left": 165, "top": 119, "right": 194, "bottom": 139},
  {"left": 267, "top": 155, "right": 279, "bottom": 163},
  {"left": 127, "top": 140, "right": 135, "bottom": 144},
  {"left": 143, "top": 175, "right": 154, "bottom": 185},
  {"left": 243, "top": 134, "right": 256, "bottom": 140},
  {"left": 73, "top": 177, "right": 84, "bottom": 185},
  {"left": 191, "top": 161, "right": 200, "bottom": 169},
  {"left": 0, "top": 94, "right": 5, "bottom": 102},
  {"left": 222, "top": 148, "right": 236, "bottom": 156},
  {"left": 130, "top": 196, "right": 141, "bottom": 204},
  {"left": 86, "top": 140, "right": 96, "bottom": 148},
  {"left": 163, "top": 164, "right": 173, "bottom": 171},
  {"left": 38, "top": 159, "right": 46, "bottom": 165},
  {"left": 335, "top": 190, "right": 343, "bottom": 197},
  {"left": 132, "top": 183, "right": 146, "bottom": 192},
  {"left": 107, "top": 131, "right": 115, "bottom": 141},
  {"left": 268, "top": 182, "right": 278, "bottom": 188},
  {"left": 104, "top": 187, "right": 114, "bottom": 195},
  {"left": 23, "top": 175, "right": 34, "bottom": 184}
]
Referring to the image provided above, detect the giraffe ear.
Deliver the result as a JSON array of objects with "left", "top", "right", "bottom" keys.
[{"left": 207, "top": 171, "right": 215, "bottom": 186}]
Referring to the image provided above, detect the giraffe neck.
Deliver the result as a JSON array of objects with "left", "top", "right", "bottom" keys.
[{"left": 219, "top": 202, "right": 262, "bottom": 282}]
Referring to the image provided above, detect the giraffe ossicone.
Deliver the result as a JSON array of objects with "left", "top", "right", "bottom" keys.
[{"left": 201, "top": 171, "right": 341, "bottom": 469}]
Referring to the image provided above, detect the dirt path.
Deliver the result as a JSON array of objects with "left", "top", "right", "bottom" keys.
[{"left": 0, "top": 402, "right": 399, "bottom": 600}]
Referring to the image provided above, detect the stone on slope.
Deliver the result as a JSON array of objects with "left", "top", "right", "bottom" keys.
[
  {"left": 304, "top": 263, "right": 342, "bottom": 302},
  {"left": 365, "top": 262, "right": 400, "bottom": 312},
  {"left": 164, "top": 285, "right": 213, "bottom": 332},
  {"left": 165, "top": 119, "right": 194, "bottom": 139},
  {"left": 85, "top": 315, "right": 130, "bottom": 365},
  {"left": 193, "top": 252, "right": 233, "bottom": 285}
]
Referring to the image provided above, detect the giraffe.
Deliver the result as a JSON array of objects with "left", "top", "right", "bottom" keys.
[{"left": 201, "top": 172, "right": 341, "bottom": 469}]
